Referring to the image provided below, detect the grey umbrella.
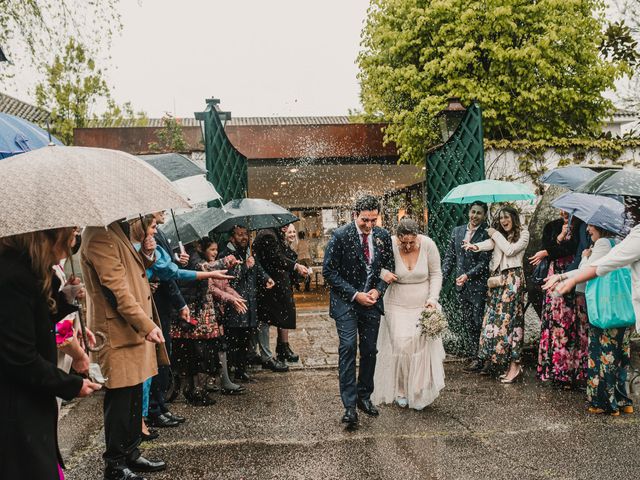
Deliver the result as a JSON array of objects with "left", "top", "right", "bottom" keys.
[
  {"left": 211, "top": 198, "right": 298, "bottom": 233},
  {"left": 159, "top": 207, "right": 231, "bottom": 246},
  {"left": 0, "top": 146, "right": 191, "bottom": 237},
  {"left": 540, "top": 166, "right": 597, "bottom": 191},
  {"left": 575, "top": 169, "right": 640, "bottom": 196}
]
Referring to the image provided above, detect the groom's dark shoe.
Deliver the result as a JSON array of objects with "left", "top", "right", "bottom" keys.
[
  {"left": 356, "top": 398, "right": 379, "bottom": 417},
  {"left": 341, "top": 407, "right": 358, "bottom": 427}
]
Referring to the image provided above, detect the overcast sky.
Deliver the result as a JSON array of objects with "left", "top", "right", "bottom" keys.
[{"left": 103, "top": 0, "right": 370, "bottom": 119}]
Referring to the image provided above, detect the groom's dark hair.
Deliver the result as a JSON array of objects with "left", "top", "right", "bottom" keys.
[{"left": 354, "top": 195, "right": 380, "bottom": 214}]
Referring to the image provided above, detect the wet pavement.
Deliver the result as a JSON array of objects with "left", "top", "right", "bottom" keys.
[{"left": 60, "top": 304, "right": 640, "bottom": 480}]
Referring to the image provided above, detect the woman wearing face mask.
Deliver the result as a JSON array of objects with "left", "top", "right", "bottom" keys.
[
  {"left": 464, "top": 206, "right": 530, "bottom": 383},
  {"left": 532, "top": 211, "right": 586, "bottom": 388},
  {"left": 544, "top": 224, "right": 632, "bottom": 415}
]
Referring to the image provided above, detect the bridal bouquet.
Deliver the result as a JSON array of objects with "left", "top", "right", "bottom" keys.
[{"left": 417, "top": 307, "right": 448, "bottom": 339}]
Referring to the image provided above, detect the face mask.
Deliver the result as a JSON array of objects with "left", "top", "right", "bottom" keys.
[{"left": 71, "top": 233, "right": 82, "bottom": 255}]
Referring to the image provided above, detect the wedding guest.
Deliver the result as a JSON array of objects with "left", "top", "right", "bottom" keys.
[
  {"left": 546, "top": 225, "right": 633, "bottom": 415},
  {"left": 0, "top": 228, "right": 101, "bottom": 480},
  {"left": 218, "top": 226, "right": 279, "bottom": 378},
  {"left": 81, "top": 220, "right": 168, "bottom": 480},
  {"left": 254, "top": 225, "right": 309, "bottom": 369},
  {"left": 172, "top": 238, "right": 246, "bottom": 406},
  {"left": 441, "top": 201, "right": 491, "bottom": 370},
  {"left": 147, "top": 211, "right": 189, "bottom": 429},
  {"left": 531, "top": 211, "right": 586, "bottom": 387},
  {"left": 464, "top": 206, "right": 530, "bottom": 383},
  {"left": 373, "top": 218, "right": 445, "bottom": 410}
]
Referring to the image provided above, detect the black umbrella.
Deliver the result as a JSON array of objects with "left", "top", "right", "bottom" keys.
[
  {"left": 575, "top": 169, "right": 640, "bottom": 196},
  {"left": 211, "top": 198, "right": 298, "bottom": 233},
  {"left": 159, "top": 207, "right": 231, "bottom": 246}
]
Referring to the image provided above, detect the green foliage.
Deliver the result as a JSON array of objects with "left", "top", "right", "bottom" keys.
[
  {"left": 149, "top": 115, "right": 189, "bottom": 153},
  {"left": 0, "top": 0, "right": 121, "bottom": 83},
  {"left": 35, "top": 39, "right": 146, "bottom": 145},
  {"left": 601, "top": 20, "right": 640, "bottom": 67},
  {"left": 485, "top": 137, "right": 640, "bottom": 192},
  {"left": 35, "top": 39, "right": 109, "bottom": 145},
  {"left": 358, "top": 0, "right": 631, "bottom": 165}
]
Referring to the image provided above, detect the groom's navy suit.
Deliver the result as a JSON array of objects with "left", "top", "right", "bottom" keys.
[{"left": 323, "top": 222, "right": 394, "bottom": 408}]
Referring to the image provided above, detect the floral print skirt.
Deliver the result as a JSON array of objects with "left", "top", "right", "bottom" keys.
[
  {"left": 478, "top": 267, "right": 526, "bottom": 369},
  {"left": 537, "top": 257, "right": 588, "bottom": 385},
  {"left": 587, "top": 326, "right": 632, "bottom": 412}
]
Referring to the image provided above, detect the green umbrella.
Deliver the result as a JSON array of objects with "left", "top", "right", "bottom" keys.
[
  {"left": 211, "top": 198, "right": 298, "bottom": 233},
  {"left": 159, "top": 207, "right": 231, "bottom": 246},
  {"left": 441, "top": 179, "right": 536, "bottom": 204}
]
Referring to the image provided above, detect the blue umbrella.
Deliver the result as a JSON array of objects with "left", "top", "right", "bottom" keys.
[
  {"left": 0, "top": 112, "right": 63, "bottom": 159},
  {"left": 540, "top": 166, "right": 597, "bottom": 191},
  {"left": 551, "top": 192, "right": 626, "bottom": 235}
]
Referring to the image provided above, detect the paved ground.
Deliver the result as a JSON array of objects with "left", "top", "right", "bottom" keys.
[{"left": 59, "top": 298, "right": 640, "bottom": 480}]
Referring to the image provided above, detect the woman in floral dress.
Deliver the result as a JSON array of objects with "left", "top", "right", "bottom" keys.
[
  {"left": 464, "top": 206, "right": 530, "bottom": 383},
  {"left": 532, "top": 211, "right": 586, "bottom": 387},
  {"left": 545, "top": 224, "right": 632, "bottom": 415}
]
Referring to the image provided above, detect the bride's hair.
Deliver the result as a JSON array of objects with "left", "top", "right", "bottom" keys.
[{"left": 396, "top": 218, "right": 420, "bottom": 237}]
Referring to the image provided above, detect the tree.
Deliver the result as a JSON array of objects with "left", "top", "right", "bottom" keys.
[
  {"left": 35, "top": 39, "right": 146, "bottom": 145},
  {"left": 358, "top": 0, "right": 631, "bottom": 164},
  {"left": 0, "top": 0, "right": 121, "bottom": 83},
  {"left": 149, "top": 115, "right": 189, "bottom": 152}
]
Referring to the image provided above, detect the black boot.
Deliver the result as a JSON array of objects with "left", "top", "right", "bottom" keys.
[{"left": 277, "top": 342, "right": 299, "bottom": 363}]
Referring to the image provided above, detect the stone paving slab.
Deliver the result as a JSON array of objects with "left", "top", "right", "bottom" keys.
[{"left": 63, "top": 364, "right": 640, "bottom": 480}]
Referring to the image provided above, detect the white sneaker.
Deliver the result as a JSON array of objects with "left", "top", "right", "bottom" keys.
[{"left": 396, "top": 397, "right": 408, "bottom": 408}]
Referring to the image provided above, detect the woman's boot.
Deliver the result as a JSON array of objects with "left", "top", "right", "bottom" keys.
[{"left": 277, "top": 342, "right": 299, "bottom": 363}]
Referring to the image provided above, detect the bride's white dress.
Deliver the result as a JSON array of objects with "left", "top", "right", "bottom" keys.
[{"left": 373, "top": 234, "right": 446, "bottom": 410}]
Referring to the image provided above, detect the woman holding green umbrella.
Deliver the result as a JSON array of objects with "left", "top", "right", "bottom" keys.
[{"left": 464, "top": 206, "right": 530, "bottom": 382}]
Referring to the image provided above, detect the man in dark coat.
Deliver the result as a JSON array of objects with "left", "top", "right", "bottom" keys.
[
  {"left": 441, "top": 201, "right": 492, "bottom": 371},
  {"left": 253, "top": 226, "right": 308, "bottom": 374},
  {"left": 219, "top": 225, "right": 283, "bottom": 380},
  {"left": 146, "top": 211, "right": 188, "bottom": 428},
  {"left": 322, "top": 195, "right": 394, "bottom": 427}
]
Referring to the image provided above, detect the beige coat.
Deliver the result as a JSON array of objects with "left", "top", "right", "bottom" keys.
[{"left": 80, "top": 222, "right": 169, "bottom": 389}]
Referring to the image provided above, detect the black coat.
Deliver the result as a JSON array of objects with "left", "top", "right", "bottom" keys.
[
  {"left": 253, "top": 229, "right": 297, "bottom": 329},
  {"left": 441, "top": 224, "right": 492, "bottom": 298},
  {"left": 322, "top": 223, "right": 394, "bottom": 320},
  {"left": 218, "top": 242, "right": 270, "bottom": 329},
  {"left": 541, "top": 218, "right": 580, "bottom": 261},
  {"left": 0, "top": 251, "right": 83, "bottom": 479}
]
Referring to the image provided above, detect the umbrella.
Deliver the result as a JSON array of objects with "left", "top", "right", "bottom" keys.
[
  {"left": 0, "top": 112, "right": 63, "bottom": 159},
  {"left": 540, "top": 166, "right": 597, "bottom": 191},
  {"left": 575, "top": 169, "right": 640, "bottom": 197},
  {"left": 441, "top": 179, "right": 536, "bottom": 204},
  {"left": 0, "top": 146, "right": 191, "bottom": 237},
  {"left": 211, "top": 198, "right": 298, "bottom": 233},
  {"left": 159, "top": 207, "right": 231, "bottom": 246},
  {"left": 138, "top": 153, "right": 222, "bottom": 209},
  {"left": 551, "top": 192, "right": 626, "bottom": 235}
]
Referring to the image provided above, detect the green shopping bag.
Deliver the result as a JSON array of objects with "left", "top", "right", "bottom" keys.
[{"left": 585, "top": 240, "right": 636, "bottom": 329}]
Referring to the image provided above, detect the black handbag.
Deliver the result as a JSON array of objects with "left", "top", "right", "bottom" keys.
[{"left": 531, "top": 258, "right": 550, "bottom": 285}]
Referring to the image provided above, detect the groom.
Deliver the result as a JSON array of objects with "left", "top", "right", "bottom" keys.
[{"left": 323, "top": 195, "right": 394, "bottom": 427}]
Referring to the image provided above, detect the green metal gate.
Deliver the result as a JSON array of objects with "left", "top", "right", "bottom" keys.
[
  {"left": 426, "top": 101, "right": 485, "bottom": 354},
  {"left": 195, "top": 98, "right": 248, "bottom": 205}
]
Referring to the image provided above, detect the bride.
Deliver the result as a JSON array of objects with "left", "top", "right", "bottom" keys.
[{"left": 373, "top": 218, "right": 445, "bottom": 410}]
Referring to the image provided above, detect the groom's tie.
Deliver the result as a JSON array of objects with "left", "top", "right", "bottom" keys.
[{"left": 361, "top": 233, "right": 371, "bottom": 264}]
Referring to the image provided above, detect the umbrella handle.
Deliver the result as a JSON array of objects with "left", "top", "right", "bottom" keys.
[{"left": 170, "top": 209, "right": 182, "bottom": 243}]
